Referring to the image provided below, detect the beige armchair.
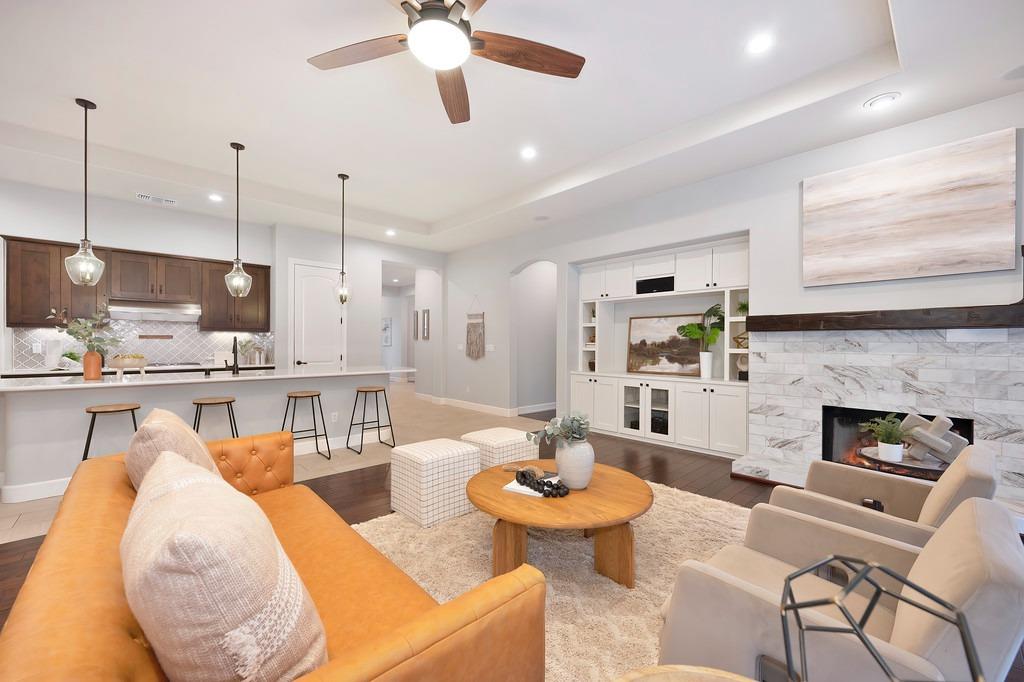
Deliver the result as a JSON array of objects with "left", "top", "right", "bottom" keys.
[
  {"left": 769, "top": 446, "right": 997, "bottom": 546},
  {"left": 659, "top": 498, "right": 1024, "bottom": 682}
]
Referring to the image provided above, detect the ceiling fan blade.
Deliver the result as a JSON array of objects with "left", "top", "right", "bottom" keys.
[
  {"left": 455, "top": 0, "right": 487, "bottom": 18},
  {"left": 435, "top": 67, "right": 470, "bottom": 124},
  {"left": 472, "top": 31, "right": 585, "bottom": 78},
  {"left": 386, "top": 0, "right": 421, "bottom": 13},
  {"left": 308, "top": 34, "right": 408, "bottom": 70}
]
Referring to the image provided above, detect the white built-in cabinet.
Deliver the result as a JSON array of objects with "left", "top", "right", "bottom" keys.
[
  {"left": 570, "top": 375, "right": 618, "bottom": 432},
  {"left": 707, "top": 384, "right": 749, "bottom": 455},
  {"left": 674, "top": 243, "right": 749, "bottom": 291},
  {"left": 674, "top": 383, "right": 711, "bottom": 449},
  {"left": 617, "top": 379, "right": 675, "bottom": 443},
  {"left": 580, "top": 262, "right": 636, "bottom": 300}
]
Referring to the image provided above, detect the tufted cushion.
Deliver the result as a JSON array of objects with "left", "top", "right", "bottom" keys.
[
  {"left": 121, "top": 452, "right": 327, "bottom": 682},
  {"left": 125, "top": 408, "right": 217, "bottom": 489},
  {"left": 208, "top": 431, "right": 295, "bottom": 496},
  {"left": 917, "top": 446, "right": 997, "bottom": 526}
]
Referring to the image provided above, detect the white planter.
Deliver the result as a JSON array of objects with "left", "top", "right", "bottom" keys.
[
  {"left": 877, "top": 442, "right": 905, "bottom": 463},
  {"left": 699, "top": 351, "right": 713, "bottom": 380},
  {"left": 555, "top": 439, "right": 595, "bottom": 490}
]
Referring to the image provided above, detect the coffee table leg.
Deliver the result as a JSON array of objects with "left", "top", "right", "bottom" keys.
[
  {"left": 493, "top": 519, "right": 528, "bottom": 576},
  {"left": 593, "top": 522, "right": 635, "bottom": 588},
  {"left": 583, "top": 528, "right": 594, "bottom": 538}
]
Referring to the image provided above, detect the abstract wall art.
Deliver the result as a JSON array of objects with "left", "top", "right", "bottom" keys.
[{"left": 802, "top": 128, "right": 1017, "bottom": 287}]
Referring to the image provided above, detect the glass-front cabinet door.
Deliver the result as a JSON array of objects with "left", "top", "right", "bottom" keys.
[
  {"left": 644, "top": 381, "right": 675, "bottom": 443},
  {"left": 618, "top": 381, "right": 644, "bottom": 436}
]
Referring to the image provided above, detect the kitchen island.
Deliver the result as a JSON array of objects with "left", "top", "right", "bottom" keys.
[{"left": 0, "top": 366, "right": 413, "bottom": 502}]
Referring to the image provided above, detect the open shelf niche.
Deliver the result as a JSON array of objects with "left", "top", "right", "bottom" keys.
[{"left": 724, "top": 287, "right": 749, "bottom": 382}]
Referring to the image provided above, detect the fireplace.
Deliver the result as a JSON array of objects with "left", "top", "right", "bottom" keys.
[{"left": 821, "top": 406, "right": 974, "bottom": 482}]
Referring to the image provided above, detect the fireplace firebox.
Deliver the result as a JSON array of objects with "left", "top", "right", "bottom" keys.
[{"left": 821, "top": 406, "right": 974, "bottom": 482}]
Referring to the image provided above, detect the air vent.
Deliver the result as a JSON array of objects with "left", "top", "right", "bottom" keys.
[{"left": 135, "top": 192, "right": 177, "bottom": 207}]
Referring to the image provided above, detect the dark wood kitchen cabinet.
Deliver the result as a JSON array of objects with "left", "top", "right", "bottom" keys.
[
  {"left": 157, "top": 257, "right": 201, "bottom": 303},
  {"left": 6, "top": 238, "right": 109, "bottom": 326},
  {"left": 109, "top": 251, "right": 158, "bottom": 300},
  {"left": 200, "top": 261, "right": 270, "bottom": 332}
]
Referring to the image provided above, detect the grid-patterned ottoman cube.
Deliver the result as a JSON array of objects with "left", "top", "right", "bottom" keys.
[
  {"left": 390, "top": 438, "right": 481, "bottom": 527},
  {"left": 461, "top": 427, "right": 539, "bottom": 469}
]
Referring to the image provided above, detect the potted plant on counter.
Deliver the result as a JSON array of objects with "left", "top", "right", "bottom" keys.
[
  {"left": 860, "top": 413, "right": 908, "bottom": 463},
  {"left": 53, "top": 307, "right": 123, "bottom": 381},
  {"left": 528, "top": 414, "right": 593, "bottom": 489},
  {"left": 679, "top": 303, "right": 724, "bottom": 380}
]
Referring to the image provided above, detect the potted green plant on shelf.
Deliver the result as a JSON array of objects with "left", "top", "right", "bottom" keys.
[
  {"left": 51, "top": 307, "right": 123, "bottom": 380},
  {"left": 527, "top": 414, "right": 593, "bottom": 489},
  {"left": 737, "top": 300, "right": 749, "bottom": 316},
  {"left": 679, "top": 304, "right": 724, "bottom": 380},
  {"left": 860, "top": 413, "right": 907, "bottom": 463}
]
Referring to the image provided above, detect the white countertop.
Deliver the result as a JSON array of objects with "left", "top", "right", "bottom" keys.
[
  {"left": 570, "top": 370, "right": 746, "bottom": 387},
  {"left": 1, "top": 363, "right": 270, "bottom": 376},
  {"left": 0, "top": 366, "right": 414, "bottom": 393}
]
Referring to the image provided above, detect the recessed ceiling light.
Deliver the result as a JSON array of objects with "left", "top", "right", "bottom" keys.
[
  {"left": 745, "top": 32, "right": 775, "bottom": 56},
  {"left": 863, "top": 92, "right": 901, "bottom": 111},
  {"left": 208, "top": 193, "right": 223, "bottom": 203},
  {"left": 534, "top": 215, "right": 550, "bottom": 222},
  {"left": 393, "top": 278, "right": 400, "bottom": 283},
  {"left": 520, "top": 146, "right": 538, "bottom": 161},
  {"left": 385, "top": 229, "right": 397, "bottom": 237}
]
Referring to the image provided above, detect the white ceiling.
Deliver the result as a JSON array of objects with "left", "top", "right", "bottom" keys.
[{"left": 0, "top": 0, "right": 1021, "bottom": 252}]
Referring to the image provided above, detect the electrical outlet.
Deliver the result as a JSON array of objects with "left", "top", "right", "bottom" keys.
[
  {"left": 31, "top": 342, "right": 43, "bottom": 354},
  {"left": 330, "top": 412, "right": 338, "bottom": 423}
]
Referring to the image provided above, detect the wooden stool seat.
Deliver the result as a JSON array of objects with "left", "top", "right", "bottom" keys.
[
  {"left": 192, "top": 396, "right": 236, "bottom": 406},
  {"left": 356, "top": 386, "right": 386, "bottom": 393},
  {"left": 287, "top": 390, "right": 321, "bottom": 399},
  {"left": 86, "top": 402, "right": 141, "bottom": 415}
]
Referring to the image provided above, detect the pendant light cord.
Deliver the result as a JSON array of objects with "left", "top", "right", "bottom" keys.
[
  {"left": 235, "top": 146, "right": 240, "bottom": 260},
  {"left": 83, "top": 104, "right": 88, "bottom": 241},
  {"left": 341, "top": 175, "right": 346, "bottom": 276}
]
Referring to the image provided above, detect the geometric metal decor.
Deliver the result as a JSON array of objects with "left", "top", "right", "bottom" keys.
[{"left": 781, "top": 555, "right": 984, "bottom": 682}]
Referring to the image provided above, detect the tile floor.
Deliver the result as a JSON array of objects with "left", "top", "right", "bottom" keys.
[{"left": 0, "top": 382, "right": 547, "bottom": 544}]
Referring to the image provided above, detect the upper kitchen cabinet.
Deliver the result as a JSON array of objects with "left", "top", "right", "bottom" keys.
[
  {"left": 674, "top": 242, "right": 748, "bottom": 291},
  {"left": 156, "top": 257, "right": 201, "bottom": 303},
  {"left": 579, "top": 262, "right": 633, "bottom": 300},
  {"left": 109, "top": 251, "right": 158, "bottom": 300},
  {"left": 6, "top": 239, "right": 63, "bottom": 327},
  {"left": 200, "top": 261, "right": 270, "bottom": 332}
]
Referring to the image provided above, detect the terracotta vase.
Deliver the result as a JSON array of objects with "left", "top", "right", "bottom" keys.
[{"left": 83, "top": 351, "right": 102, "bottom": 381}]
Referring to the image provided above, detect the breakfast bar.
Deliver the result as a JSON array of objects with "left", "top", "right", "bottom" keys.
[{"left": 0, "top": 366, "right": 412, "bottom": 502}]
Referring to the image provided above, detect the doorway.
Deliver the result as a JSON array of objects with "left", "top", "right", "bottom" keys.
[
  {"left": 292, "top": 262, "right": 344, "bottom": 370},
  {"left": 510, "top": 260, "right": 557, "bottom": 415},
  {"left": 381, "top": 261, "right": 417, "bottom": 381}
]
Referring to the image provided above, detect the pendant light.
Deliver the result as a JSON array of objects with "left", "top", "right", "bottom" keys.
[
  {"left": 64, "top": 98, "right": 106, "bottom": 286},
  {"left": 224, "top": 142, "right": 253, "bottom": 297},
  {"left": 335, "top": 173, "right": 350, "bottom": 305}
]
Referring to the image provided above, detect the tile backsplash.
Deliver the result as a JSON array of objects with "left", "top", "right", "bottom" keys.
[{"left": 13, "top": 320, "right": 274, "bottom": 370}]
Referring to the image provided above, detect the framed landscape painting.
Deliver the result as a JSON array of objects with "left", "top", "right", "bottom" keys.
[
  {"left": 627, "top": 314, "right": 702, "bottom": 376},
  {"left": 802, "top": 128, "right": 1017, "bottom": 287}
]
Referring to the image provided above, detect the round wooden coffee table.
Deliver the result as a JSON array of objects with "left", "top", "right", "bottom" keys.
[{"left": 466, "top": 460, "right": 653, "bottom": 588}]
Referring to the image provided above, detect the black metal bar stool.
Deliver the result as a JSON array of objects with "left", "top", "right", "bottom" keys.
[
  {"left": 83, "top": 402, "right": 141, "bottom": 461},
  {"left": 192, "top": 396, "right": 238, "bottom": 438},
  {"left": 281, "top": 390, "right": 332, "bottom": 460},
  {"left": 347, "top": 385, "right": 395, "bottom": 455}
]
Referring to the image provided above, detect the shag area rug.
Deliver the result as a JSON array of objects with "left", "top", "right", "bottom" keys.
[{"left": 352, "top": 482, "right": 750, "bottom": 681}]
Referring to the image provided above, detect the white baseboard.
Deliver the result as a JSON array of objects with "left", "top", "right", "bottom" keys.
[
  {"left": 587, "top": 427, "right": 740, "bottom": 460},
  {"left": 440, "top": 397, "right": 517, "bottom": 417},
  {"left": 389, "top": 375, "right": 408, "bottom": 383},
  {"left": 517, "top": 402, "right": 556, "bottom": 416},
  {"left": 2, "top": 476, "right": 70, "bottom": 503},
  {"left": 414, "top": 392, "right": 445, "bottom": 405},
  {"left": 292, "top": 428, "right": 394, "bottom": 455}
]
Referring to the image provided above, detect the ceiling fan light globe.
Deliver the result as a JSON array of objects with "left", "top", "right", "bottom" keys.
[
  {"left": 64, "top": 239, "right": 105, "bottom": 287},
  {"left": 225, "top": 258, "right": 253, "bottom": 298},
  {"left": 408, "top": 19, "right": 470, "bottom": 70}
]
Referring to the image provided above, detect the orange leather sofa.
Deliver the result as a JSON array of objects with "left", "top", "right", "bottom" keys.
[{"left": 0, "top": 432, "right": 546, "bottom": 681}]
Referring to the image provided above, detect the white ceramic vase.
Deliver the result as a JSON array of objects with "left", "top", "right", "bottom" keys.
[
  {"left": 877, "top": 442, "right": 905, "bottom": 463},
  {"left": 556, "top": 439, "right": 595, "bottom": 490},
  {"left": 699, "top": 351, "right": 713, "bottom": 379}
]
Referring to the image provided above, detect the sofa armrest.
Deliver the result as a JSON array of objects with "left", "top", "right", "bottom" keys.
[
  {"left": 805, "top": 461, "right": 933, "bottom": 521},
  {"left": 659, "top": 560, "right": 942, "bottom": 681},
  {"left": 770, "top": 486, "right": 936, "bottom": 547},
  {"left": 745, "top": 504, "right": 921, "bottom": 587},
  {"left": 207, "top": 431, "right": 295, "bottom": 496},
  {"left": 298, "top": 564, "right": 546, "bottom": 682}
]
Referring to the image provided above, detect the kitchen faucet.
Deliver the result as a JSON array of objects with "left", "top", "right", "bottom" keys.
[{"left": 231, "top": 336, "right": 239, "bottom": 376}]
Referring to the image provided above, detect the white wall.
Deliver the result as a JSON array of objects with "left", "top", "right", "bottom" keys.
[
  {"left": 414, "top": 268, "right": 444, "bottom": 398},
  {"left": 510, "top": 261, "right": 557, "bottom": 410},
  {"left": 444, "top": 90, "right": 1024, "bottom": 412},
  {"left": 380, "top": 286, "right": 406, "bottom": 370}
]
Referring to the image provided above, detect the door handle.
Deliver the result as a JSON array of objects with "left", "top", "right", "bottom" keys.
[
  {"left": 295, "top": 360, "right": 308, "bottom": 366},
  {"left": 150, "top": 284, "right": 155, "bottom": 294}
]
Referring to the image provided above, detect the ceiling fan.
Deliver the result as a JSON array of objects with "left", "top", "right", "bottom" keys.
[{"left": 307, "top": 0, "right": 586, "bottom": 124}]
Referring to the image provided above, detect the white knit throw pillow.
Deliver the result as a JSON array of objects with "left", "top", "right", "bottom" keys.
[
  {"left": 121, "top": 452, "right": 327, "bottom": 681},
  {"left": 125, "top": 408, "right": 218, "bottom": 489}
]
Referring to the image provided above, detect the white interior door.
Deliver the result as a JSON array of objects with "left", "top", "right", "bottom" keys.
[{"left": 293, "top": 263, "right": 344, "bottom": 370}]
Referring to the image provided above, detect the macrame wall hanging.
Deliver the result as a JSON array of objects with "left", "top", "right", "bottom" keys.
[{"left": 466, "top": 296, "right": 485, "bottom": 360}]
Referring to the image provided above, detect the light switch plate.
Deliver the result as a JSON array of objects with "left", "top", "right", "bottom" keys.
[
  {"left": 485, "top": 344, "right": 496, "bottom": 352},
  {"left": 31, "top": 342, "right": 42, "bottom": 354}
]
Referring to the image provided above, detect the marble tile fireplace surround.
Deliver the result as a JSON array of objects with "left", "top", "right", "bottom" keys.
[{"left": 731, "top": 328, "right": 1024, "bottom": 505}]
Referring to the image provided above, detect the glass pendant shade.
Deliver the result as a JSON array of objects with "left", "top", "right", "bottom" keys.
[
  {"left": 335, "top": 271, "right": 350, "bottom": 305},
  {"left": 225, "top": 258, "right": 253, "bottom": 297},
  {"left": 64, "top": 239, "right": 105, "bottom": 287}
]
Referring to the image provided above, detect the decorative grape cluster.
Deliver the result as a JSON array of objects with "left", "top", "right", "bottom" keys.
[{"left": 515, "top": 469, "right": 570, "bottom": 497}]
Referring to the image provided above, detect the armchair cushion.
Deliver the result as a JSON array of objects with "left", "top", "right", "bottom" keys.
[
  {"left": 125, "top": 407, "right": 217, "bottom": 488},
  {"left": 804, "top": 460, "right": 933, "bottom": 521},
  {"left": 917, "top": 447, "right": 997, "bottom": 526}
]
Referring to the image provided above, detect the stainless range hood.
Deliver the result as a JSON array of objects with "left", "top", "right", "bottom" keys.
[{"left": 107, "top": 301, "right": 201, "bottom": 322}]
